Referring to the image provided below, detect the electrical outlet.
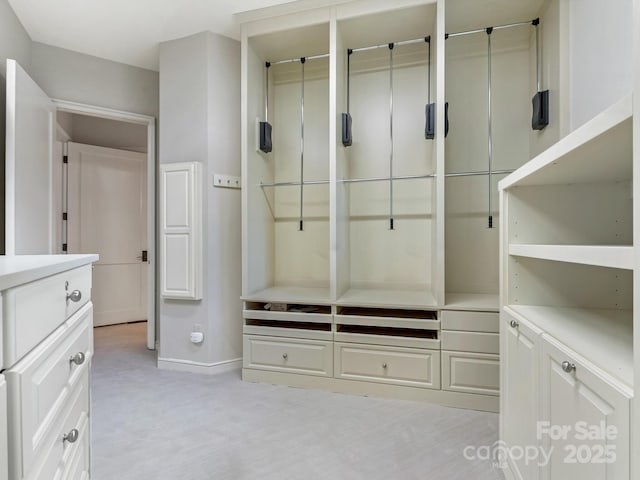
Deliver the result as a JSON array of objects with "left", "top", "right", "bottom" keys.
[{"left": 213, "top": 174, "right": 241, "bottom": 189}]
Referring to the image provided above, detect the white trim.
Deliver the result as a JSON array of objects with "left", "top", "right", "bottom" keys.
[
  {"left": 52, "top": 99, "right": 157, "bottom": 351},
  {"left": 157, "top": 357, "right": 242, "bottom": 375}
]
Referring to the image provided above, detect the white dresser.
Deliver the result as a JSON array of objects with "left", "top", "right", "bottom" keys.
[{"left": 0, "top": 255, "right": 98, "bottom": 480}]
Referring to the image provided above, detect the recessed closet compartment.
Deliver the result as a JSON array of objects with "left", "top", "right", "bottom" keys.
[
  {"left": 335, "top": 4, "right": 438, "bottom": 307},
  {"left": 244, "top": 22, "right": 331, "bottom": 302},
  {"left": 444, "top": 7, "right": 539, "bottom": 307}
]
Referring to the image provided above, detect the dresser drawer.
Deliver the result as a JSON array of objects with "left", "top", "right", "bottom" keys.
[
  {"left": 441, "top": 310, "right": 499, "bottom": 333},
  {"left": 60, "top": 412, "right": 89, "bottom": 480},
  {"left": 441, "top": 331, "right": 499, "bottom": 354},
  {"left": 3, "top": 265, "right": 92, "bottom": 366},
  {"left": 18, "top": 370, "right": 90, "bottom": 480},
  {"left": 6, "top": 303, "right": 92, "bottom": 478},
  {"left": 243, "top": 335, "right": 333, "bottom": 377},
  {"left": 442, "top": 351, "right": 500, "bottom": 396},
  {"left": 334, "top": 343, "right": 441, "bottom": 389}
]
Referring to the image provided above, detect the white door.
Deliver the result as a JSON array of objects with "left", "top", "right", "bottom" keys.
[
  {"left": 5, "top": 59, "right": 56, "bottom": 254},
  {"left": 67, "top": 142, "right": 147, "bottom": 327},
  {"left": 502, "top": 310, "right": 542, "bottom": 480},
  {"left": 539, "top": 334, "right": 630, "bottom": 480}
]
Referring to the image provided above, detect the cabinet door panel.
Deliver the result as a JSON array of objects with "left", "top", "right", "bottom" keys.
[
  {"left": 501, "top": 310, "right": 542, "bottom": 480},
  {"left": 540, "top": 335, "right": 630, "bottom": 480}
]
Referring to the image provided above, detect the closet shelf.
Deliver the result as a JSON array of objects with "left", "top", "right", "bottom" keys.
[
  {"left": 500, "top": 94, "right": 632, "bottom": 189},
  {"left": 242, "top": 286, "right": 332, "bottom": 305},
  {"left": 509, "top": 244, "right": 634, "bottom": 270},
  {"left": 505, "top": 305, "right": 633, "bottom": 387},
  {"left": 337, "top": 287, "right": 437, "bottom": 309},
  {"left": 444, "top": 292, "right": 499, "bottom": 311}
]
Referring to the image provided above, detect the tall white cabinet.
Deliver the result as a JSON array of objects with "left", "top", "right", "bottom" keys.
[
  {"left": 499, "top": 96, "right": 635, "bottom": 478},
  {"left": 240, "top": 0, "right": 555, "bottom": 411}
]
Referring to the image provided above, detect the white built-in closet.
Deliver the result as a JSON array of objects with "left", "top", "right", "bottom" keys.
[{"left": 239, "top": 0, "right": 551, "bottom": 412}]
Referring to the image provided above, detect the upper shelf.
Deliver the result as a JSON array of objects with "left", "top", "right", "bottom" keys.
[
  {"left": 337, "top": 287, "right": 437, "bottom": 310},
  {"left": 509, "top": 244, "right": 634, "bottom": 270},
  {"left": 500, "top": 95, "right": 632, "bottom": 189}
]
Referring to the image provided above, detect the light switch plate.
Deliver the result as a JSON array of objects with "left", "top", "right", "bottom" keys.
[{"left": 213, "top": 174, "right": 241, "bottom": 189}]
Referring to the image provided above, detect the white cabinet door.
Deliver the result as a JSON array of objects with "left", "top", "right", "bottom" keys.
[
  {"left": 5, "top": 59, "right": 56, "bottom": 255},
  {"left": 0, "top": 375, "right": 7, "bottom": 480},
  {"left": 159, "top": 162, "right": 202, "bottom": 300},
  {"left": 540, "top": 334, "right": 630, "bottom": 480},
  {"left": 501, "top": 309, "right": 542, "bottom": 480}
]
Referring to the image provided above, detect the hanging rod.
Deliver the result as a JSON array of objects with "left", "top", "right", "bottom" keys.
[
  {"left": 446, "top": 19, "right": 537, "bottom": 39},
  {"left": 341, "top": 174, "right": 436, "bottom": 184},
  {"left": 269, "top": 53, "right": 329, "bottom": 66},
  {"left": 260, "top": 180, "right": 330, "bottom": 188},
  {"left": 350, "top": 36, "right": 430, "bottom": 54},
  {"left": 445, "top": 169, "right": 513, "bottom": 178}
]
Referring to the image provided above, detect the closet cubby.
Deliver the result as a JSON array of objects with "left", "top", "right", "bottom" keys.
[
  {"left": 444, "top": 12, "right": 538, "bottom": 309},
  {"left": 335, "top": 4, "right": 438, "bottom": 308},
  {"left": 244, "top": 22, "right": 331, "bottom": 303}
]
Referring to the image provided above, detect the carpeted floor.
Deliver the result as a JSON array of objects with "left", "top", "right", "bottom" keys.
[{"left": 91, "top": 322, "right": 504, "bottom": 480}]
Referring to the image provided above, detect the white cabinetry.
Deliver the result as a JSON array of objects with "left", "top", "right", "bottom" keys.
[
  {"left": 239, "top": 0, "right": 550, "bottom": 411},
  {"left": 1, "top": 374, "right": 7, "bottom": 480},
  {"left": 499, "top": 97, "right": 634, "bottom": 479},
  {"left": 0, "top": 255, "right": 97, "bottom": 480}
]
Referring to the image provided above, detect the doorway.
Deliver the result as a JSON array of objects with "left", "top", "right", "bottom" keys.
[{"left": 54, "top": 102, "right": 157, "bottom": 350}]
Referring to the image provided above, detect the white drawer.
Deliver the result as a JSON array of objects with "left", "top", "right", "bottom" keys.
[
  {"left": 3, "top": 265, "right": 92, "bottom": 366},
  {"left": 0, "top": 375, "right": 7, "bottom": 480},
  {"left": 334, "top": 343, "right": 440, "bottom": 389},
  {"left": 442, "top": 351, "right": 500, "bottom": 396},
  {"left": 243, "top": 335, "right": 333, "bottom": 377},
  {"left": 60, "top": 413, "right": 89, "bottom": 480},
  {"left": 441, "top": 331, "right": 499, "bottom": 354},
  {"left": 7, "top": 304, "right": 92, "bottom": 479},
  {"left": 441, "top": 310, "right": 499, "bottom": 333},
  {"left": 21, "top": 369, "right": 89, "bottom": 480}
]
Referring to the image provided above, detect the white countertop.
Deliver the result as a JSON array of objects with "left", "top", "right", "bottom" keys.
[{"left": 0, "top": 254, "right": 99, "bottom": 291}]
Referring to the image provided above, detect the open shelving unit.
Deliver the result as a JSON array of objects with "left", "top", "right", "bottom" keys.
[
  {"left": 501, "top": 96, "right": 634, "bottom": 377},
  {"left": 500, "top": 94, "right": 635, "bottom": 479}
]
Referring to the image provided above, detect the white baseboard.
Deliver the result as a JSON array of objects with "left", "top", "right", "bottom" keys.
[{"left": 157, "top": 357, "right": 242, "bottom": 375}]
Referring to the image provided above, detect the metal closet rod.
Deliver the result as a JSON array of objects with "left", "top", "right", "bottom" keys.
[
  {"left": 267, "top": 53, "right": 329, "bottom": 66},
  {"left": 259, "top": 169, "right": 514, "bottom": 187},
  {"left": 446, "top": 18, "right": 538, "bottom": 39},
  {"left": 349, "top": 36, "right": 430, "bottom": 54},
  {"left": 260, "top": 179, "right": 329, "bottom": 188}
]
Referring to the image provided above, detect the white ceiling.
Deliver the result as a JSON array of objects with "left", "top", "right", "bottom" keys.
[{"left": 8, "top": 0, "right": 300, "bottom": 71}]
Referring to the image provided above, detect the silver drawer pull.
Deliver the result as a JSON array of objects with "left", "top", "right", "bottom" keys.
[
  {"left": 70, "top": 352, "right": 86, "bottom": 366},
  {"left": 66, "top": 290, "right": 82, "bottom": 303},
  {"left": 509, "top": 320, "right": 519, "bottom": 328},
  {"left": 561, "top": 361, "right": 576, "bottom": 373},
  {"left": 282, "top": 353, "right": 288, "bottom": 360},
  {"left": 63, "top": 428, "right": 79, "bottom": 444},
  {"left": 382, "top": 363, "right": 388, "bottom": 369}
]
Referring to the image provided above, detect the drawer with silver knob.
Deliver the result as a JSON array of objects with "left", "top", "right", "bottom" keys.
[
  {"left": 5, "top": 303, "right": 92, "bottom": 478},
  {"left": 243, "top": 335, "right": 333, "bottom": 377},
  {"left": 12, "top": 368, "right": 90, "bottom": 480},
  {"left": 3, "top": 265, "right": 92, "bottom": 367},
  {"left": 334, "top": 342, "right": 441, "bottom": 389}
]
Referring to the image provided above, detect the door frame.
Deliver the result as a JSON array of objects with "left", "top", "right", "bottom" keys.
[{"left": 53, "top": 99, "right": 157, "bottom": 350}]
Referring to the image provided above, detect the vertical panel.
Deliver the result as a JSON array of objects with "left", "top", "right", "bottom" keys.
[
  {"left": 5, "top": 59, "right": 56, "bottom": 255},
  {"left": 160, "top": 162, "right": 202, "bottom": 299},
  {"left": 0, "top": 375, "right": 6, "bottom": 480}
]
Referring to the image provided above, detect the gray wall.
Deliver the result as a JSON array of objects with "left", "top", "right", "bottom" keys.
[
  {"left": 158, "top": 32, "right": 242, "bottom": 369},
  {"left": 30, "top": 42, "right": 159, "bottom": 118},
  {"left": 0, "top": 0, "right": 32, "bottom": 254}
]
